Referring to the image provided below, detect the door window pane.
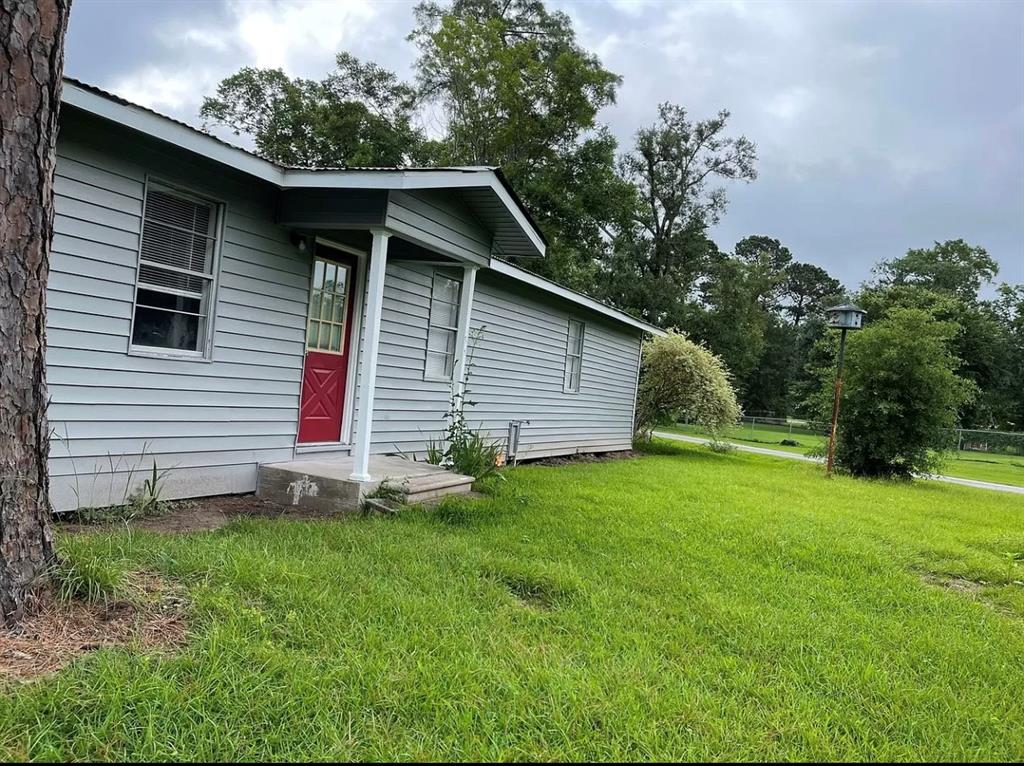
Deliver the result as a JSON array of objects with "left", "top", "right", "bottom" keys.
[{"left": 306, "top": 256, "right": 351, "bottom": 353}]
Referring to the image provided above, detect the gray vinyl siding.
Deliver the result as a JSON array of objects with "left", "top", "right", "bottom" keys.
[
  {"left": 385, "top": 190, "right": 492, "bottom": 265},
  {"left": 48, "top": 109, "right": 311, "bottom": 511},
  {"left": 350, "top": 262, "right": 454, "bottom": 455},
  {"left": 358, "top": 265, "right": 642, "bottom": 459},
  {"left": 466, "top": 272, "right": 641, "bottom": 458}
]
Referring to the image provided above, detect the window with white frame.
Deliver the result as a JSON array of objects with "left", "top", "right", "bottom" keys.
[
  {"left": 425, "top": 271, "right": 462, "bottom": 380},
  {"left": 564, "top": 319, "right": 585, "bottom": 393},
  {"left": 130, "top": 182, "right": 221, "bottom": 355}
]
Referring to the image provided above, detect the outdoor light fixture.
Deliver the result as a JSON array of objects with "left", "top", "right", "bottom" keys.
[
  {"left": 824, "top": 303, "right": 867, "bottom": 476},
  {"left": 290, "top": 231, "right": 309, "bottom": 252}
]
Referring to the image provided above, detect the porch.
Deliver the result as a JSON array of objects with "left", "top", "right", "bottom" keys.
[{"left": 256, "top": 455, "right": 475, "bottom": 512}]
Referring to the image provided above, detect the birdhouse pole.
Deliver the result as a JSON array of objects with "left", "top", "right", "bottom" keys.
[{"left": 824, "top": 304, "right": 867, "bottom": 477}]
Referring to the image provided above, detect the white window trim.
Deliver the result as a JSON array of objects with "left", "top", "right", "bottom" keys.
[
  {"left": 127, "top": 175, "right": 225, "bottom": 362},
  {"left": 563, "top": 318, "right": 585, "bottom": 394},
  {"left": 423, "top": 269, "right": 463, "bottom": 383}
]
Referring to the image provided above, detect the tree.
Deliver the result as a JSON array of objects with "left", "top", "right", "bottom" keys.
[
  {"left": 690, "top": 253, "right": 770, "bottom": 401},
  {"left": 607, "top": 104, "right": 757, "bottom": 321},
  {"left": 987, "top": 284, "right": 1024, "bottom": 429},
  {"left": 410, "top": 0, "right": 631, "bottom": 288},
  {"left": 200, "top": 54, "right": 421, "bottom": 167},
  {"left": 860, "top": 250, "right": 1006, "bottom": 429},
  {"left": 782, "top": 262, "right": 843, "bottom": 326},
  {"left": 634, "top": 332, "right": 740, "bottom": 440},
  {"left": 734, "top": 235, "right": 792, "bottom": 310},
  {"left": 874, "top": 239, "right": 999, "bottom": 301},
  {"left": 411, "top": 0, "right": 618, "bottom": 168},
  {"left": 829, "top": 309, "right": 974, "bottom": 479},
  {"left": 1, "top": 0, "right": 70, "bottom": 626}
]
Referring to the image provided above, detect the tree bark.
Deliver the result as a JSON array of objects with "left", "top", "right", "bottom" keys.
[{"left": 0, "top": 0, "right": 71, "bottom": 627}]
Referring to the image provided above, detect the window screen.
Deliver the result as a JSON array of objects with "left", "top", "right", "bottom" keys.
[
  {"left": 564, "top": 319, "right": 585, "bottom": 392},
  {"left": 131, "top": 184, "right": 219, "bottom": 354},
  {"left": 425, "top": 271, "right": 462, "bottom": 380}
]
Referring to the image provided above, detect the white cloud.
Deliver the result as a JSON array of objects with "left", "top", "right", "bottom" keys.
[
  {"left": 106, "top": 0, "right": 393, "bottom": 125},
  {"left": 229, "top": 0, "right": 379, "bottom": 71},
  {"left": 605, "top": 0, "right": 655, "bottom": 17},
  {"left": 109, "top": 66, "right": 215, "bottom": 113},
  {"left": 763, "top": 86, "right": 813, "bottom": 123}
]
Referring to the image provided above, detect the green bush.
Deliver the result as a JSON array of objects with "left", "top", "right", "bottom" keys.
[
  {"left": 830, "top": 308, "right": 975, "bottom": 478},
  {"left": 634, "top": 331, "right": 741, "bottom": 440}
]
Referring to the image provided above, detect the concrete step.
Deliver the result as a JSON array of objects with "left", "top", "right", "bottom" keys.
[
  {"left": 403, "top": 472, "right": 475, "bottom": 504},
  {"left": 256, "top": 455, "right": 476, "bottom": 512}
]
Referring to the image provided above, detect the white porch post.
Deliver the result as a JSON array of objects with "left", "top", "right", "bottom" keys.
[
  {"left": 451, "top": 264, "right": 478, "bottom": 403},
  {"left": 350, "top": 228, "right": 390, "bottom": 482}
]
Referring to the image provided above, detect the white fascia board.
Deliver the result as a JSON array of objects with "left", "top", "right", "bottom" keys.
[
  {"left": 62, "top": 81, "right": 285, "bottom": 185},
  {"left": 489, "top": 260, "right": 666, "bottom": 337}
]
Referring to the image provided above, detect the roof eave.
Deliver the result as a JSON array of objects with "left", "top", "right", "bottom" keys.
[{"left": 60, "top": 78, "right": 545, "bottom": 257}]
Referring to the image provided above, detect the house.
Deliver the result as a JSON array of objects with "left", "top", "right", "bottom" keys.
[{"left": 45, "top": 78, "right": 663, "bottom": 512}]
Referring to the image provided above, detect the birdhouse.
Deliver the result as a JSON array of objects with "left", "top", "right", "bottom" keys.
[{"left": 825, "top": 303, "right": 866, "bottom": 330}]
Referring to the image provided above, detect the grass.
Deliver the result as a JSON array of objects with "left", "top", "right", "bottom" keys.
[
  {"left": 939, "top": 451, "right": 1024, "bottom": 487},
  {"left": 2, "top": 441, "right": 1024, "bottom": 760},
  {"left": 662, "top": 422, "right": 1024, "bottom": 487}
]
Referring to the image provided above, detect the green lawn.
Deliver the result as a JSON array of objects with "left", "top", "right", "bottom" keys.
[
  {"left": 939, "top": 451, "right": 1024, "bottom": 487},
  {"left": 663, "top": 423, "right": 1024, "bottom": 487},
  {"left": 3, "top": 441, "right": 1024, "bottom": 761}
]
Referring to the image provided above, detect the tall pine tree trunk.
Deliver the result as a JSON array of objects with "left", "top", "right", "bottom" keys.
[{"left": 0, "top": 0, "right": 71, "bottom": 627}]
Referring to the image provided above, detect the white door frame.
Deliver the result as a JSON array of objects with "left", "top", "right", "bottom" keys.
[{"left": 293, "top": 236, "right": 368, "bottom": 453}]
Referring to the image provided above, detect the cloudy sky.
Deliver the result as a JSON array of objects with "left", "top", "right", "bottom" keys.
[{"left": 64, "top": 0, "right": 1023, "bottom": 290}]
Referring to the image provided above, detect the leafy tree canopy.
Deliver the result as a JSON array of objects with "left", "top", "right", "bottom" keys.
[
  {"left": 602, "top": 105, "right": 757, "bottom": 324},
  {"left": 410, "top": 0, "right": 633, "bottom": 288},
  {"left": 782, "top": 262, "right": 843, "bottom": 326},
  {"left": 873, "top": 238, "right": 999, "bottom": 301},
  {"left": 410, "top": 0, "right": 619, "bottom": 167},
  {"left": 200, "top": 54, "right": 421, "bottom": 167}
]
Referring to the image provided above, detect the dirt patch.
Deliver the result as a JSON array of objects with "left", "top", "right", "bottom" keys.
[
  {"left": 919, "top": 572, "right": 1023, "bottom": 618},
  {"left": 530, "top": 450, "right": 640, "bottom": 467},
  {"left": 57, "top": 493, "right": 333, "bottom": 536},
  {"left": 0, "top": 574, "right": 187, "bottom": 682},
  {"left": 922, "top": 573, "right": 987, "bottom": 596}
]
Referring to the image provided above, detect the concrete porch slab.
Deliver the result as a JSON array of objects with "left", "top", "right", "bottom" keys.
[{"left": 256, "top": 455, "right": 474, "bottom": 512}]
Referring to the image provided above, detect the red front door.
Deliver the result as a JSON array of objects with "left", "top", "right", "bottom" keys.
[{"left": 298, "top": 248, "right": 357, "bottom": 443}]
